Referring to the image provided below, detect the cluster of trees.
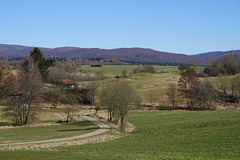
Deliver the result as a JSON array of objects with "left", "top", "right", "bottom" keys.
[
  {"left": 215, "top": 75, "right": 240, "bottom": 103},
  {"left": 2, "top": 57, "right": 25, "bottom": 61},
  {"left": 1, "top": 47, "right": 139, "bottom": 126},
  {"left": 0, "top": 48, "right": 92, "bottom": 125},
  {"left": 44, "top": 87, "right": 91, "bottom": 107},
  {"left": 48, "top": 62, "right": 106, "bottom": 85},
  {"left": 132, "top": 65, "right": 156, "bottom": 74},
  {"left": 99, "top": 81, "right": 140, "bottom": 125},
  {"left": 166, "top": 67, "right": 216, "bottom": 110},
  {"left": 5, "top": 48, "right": 240, "bottom": 126},
  {"left": 167, "top": 62, "right": 240, "bottom": 110},
  {"left": 178, "top": 71, "right": 215, "bottom": 110},
  {"left": 204, "top": 53, "right": 240, "bottom": 76}
]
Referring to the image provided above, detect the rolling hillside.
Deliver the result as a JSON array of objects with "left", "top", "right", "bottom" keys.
[
  {"left": 0, "top": 44, "right": 239, "bottom": 64},
  {"left": 193, "top": 50, "right": 240, "bottom": 64}
]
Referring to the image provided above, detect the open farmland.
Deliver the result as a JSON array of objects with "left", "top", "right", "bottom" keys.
[
  {"left": 79, "top": 65, "right": 181, "bottom": 104},
  {"left": 0, "top": 121, "right": 97, "bottom": 144},
  {"left": 129, "top": 72, "right": 180, "bottom": 104},
  {"left": 0, "top": 110, "right": 239, "bottom": 159},
  {"left": 0, "top": 108, "right": 98, "bottom": 144},
  {"left": 77, "top": 65, "right": 179, "bottom": 75}
]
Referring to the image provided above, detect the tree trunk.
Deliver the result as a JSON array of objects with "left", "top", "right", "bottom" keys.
[
  {"left": 94, "top": 108, "right": 99, "bottom": 116},
  {"left": 109, "top": 111, "right": 112, "bottom": 122},
  {"left": 121, "top": 116, "right": 124, "bottom": 125}
]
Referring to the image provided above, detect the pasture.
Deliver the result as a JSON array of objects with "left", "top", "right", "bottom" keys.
[
  {"left": 0, "top": 110, "right": 239, "bottom": 159},
  {"left": 0, "top": 108, "right": 98, "bottom": 144},
  {"left": 128, "top": 72, "right": 180, "bottom": 104},
  {"left": 0, "top": 121, "right": 97, "bottom": 144},
  {"left": 77, "top": 65, "right": 179, "bottom": 75},
  {"left": 0, "top": 65, "right": 238, "bottom": 160},
  {"left": 80, "top": 65, "right": 203, "bottom": 104}
]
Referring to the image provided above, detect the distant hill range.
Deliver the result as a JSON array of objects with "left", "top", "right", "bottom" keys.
[{"left": 0, "top": 44, "right": 239, "bottom": 65}]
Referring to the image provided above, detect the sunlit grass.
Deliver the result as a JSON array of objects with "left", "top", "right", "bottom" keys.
[
  {"left": 1, "top": 110, "right": 239, "bottom": 160},
  {"left": 0, "top": 121, "right": 98, "bottom": 144},
  {"left": 77, "top": 65, "right": 180, "bottom": 75}
]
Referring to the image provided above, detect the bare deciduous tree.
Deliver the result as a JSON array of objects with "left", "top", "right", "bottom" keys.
[
  {"left": 4, "top": 56, "right": 43, "bottom": 125},
  {"left": 65, "top": 106, "right": 74, "bottom": 123},
  {"left": 147, "top": 89, "right": 159, "bottom": 105},
  {"left": 87, "top": 82, "right": 100, "bottom": 106},
  {"left": 233, "top": 75, "right": 240, "bottom": 103},
  {"left": 45, "top": 88, "right": 61, "bottom": 108},
  {"left": 99, "top": 81, "right": 138, "bottom": 125},
  {"left": 178, "top": 71, "right": 200, "bottom": 110},
  {"left": 61, "top": 92, "right": 78, "bottom": 123},
  {"left": 48, "top": 66, "right": 66, "bottom": 85},
  {"left": 166, "top": 83, "right": 178, "bottom": 109},
  {"left": 0, "top": 60, "right": 11, "bottom": 100},
  {"left": 199, "top": 79, "right": 216, "bottom": 109},
  {"left": 188, "top": 58, "right": 200, "bottom": 72},
  {"left": 217, "top": 76, "right": 230, "bottom": 95},
  {"left": 99, "top": 83, "right": 115, "bottom": 122}
]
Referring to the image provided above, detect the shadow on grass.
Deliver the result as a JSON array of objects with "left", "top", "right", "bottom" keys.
[
  {"left": 0, "top": 122, "right": 13, "bottom": 126},
  {"left": 40, "top": 120, "right": 56, "bottom": 123},
  {"left": 59, "top": 120, "right": 94, "bottom": 126},
  {"left": 58, "top": 127, "right": 99, "bottom": 132}
]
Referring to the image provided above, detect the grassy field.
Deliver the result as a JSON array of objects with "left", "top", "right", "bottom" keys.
[
  {"left": 0, "top": 121, "right": 98, "bottom": 144},
  {"left": 79, "top": 65, "right": 204, "bottom": 104},
  {"left": 77, "top": 65, "right": 179, "bottom": 75},
  {"left": 0, "top": 110, "right": 239, "bottom": 160},
  {"left": 0, "top": 108, "right": 98, "bottom": 144},
  {"left": 0, "top": 108, "right": 89, "bottom": 125},
  {"left": 87, "top": 72, "right": 180, "bottom": 104},
  {"left": 129, "top": 72, "right": 180, "bottom": 104}
]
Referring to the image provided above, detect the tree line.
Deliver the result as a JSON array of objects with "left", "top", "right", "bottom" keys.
[
  {"left": 203, "top": 52, "right": 240, "bottom": 76},
  {"left": 165, "top": 54, "right": 240, "bottom": 110},
  {"left": 2, "top": 48, "right": 239, "bottom": 126},
  {"left": 0, "top": 48, "right": 140, "bottom": 126}
]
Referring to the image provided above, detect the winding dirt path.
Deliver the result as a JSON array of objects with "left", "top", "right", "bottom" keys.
[{"left": 0, "top": 113, "right": 110, "bottom": 146}]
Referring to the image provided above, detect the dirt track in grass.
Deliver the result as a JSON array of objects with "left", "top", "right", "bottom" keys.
[{"left": 0, "top": 113, "right": 110, "bottom": 146}]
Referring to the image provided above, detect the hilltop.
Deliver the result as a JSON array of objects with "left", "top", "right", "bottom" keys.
[{"left": 0, "top": 44, "right": 239, "bottom": 65}]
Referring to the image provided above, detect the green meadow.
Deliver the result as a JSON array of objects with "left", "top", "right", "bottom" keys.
[
  {"left": 0, "top": 121, "right": 98, "bottom": 144},
  {"left": 77, "top": 65, "right": 179, "bottom": 75},
  {"left": 0, "top": 108, "right": 98, "bottom": 144},
  {"left": 0, "top": 110, "right": 239, "bottom": 160}
]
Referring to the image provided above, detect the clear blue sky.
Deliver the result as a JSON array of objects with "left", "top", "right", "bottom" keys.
[{"left": 0, "top": 0, "right": 239, "bottom": 55}]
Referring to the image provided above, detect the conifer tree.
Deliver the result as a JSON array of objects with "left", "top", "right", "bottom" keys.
[{"left": 30, "top": 47, "right": 49, "bottom": 82}]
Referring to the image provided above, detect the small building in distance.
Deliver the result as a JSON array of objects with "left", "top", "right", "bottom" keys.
[
  {"left": 90, "top": 64, "right": 102, "bottom": 67},
  {"left": 62, "top": 79, "right": 75, "bottom": 88}
]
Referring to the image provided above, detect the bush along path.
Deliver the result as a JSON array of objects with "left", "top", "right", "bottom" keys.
[{"left": 0, "top": 113, "right": 110, "bottom": 146}]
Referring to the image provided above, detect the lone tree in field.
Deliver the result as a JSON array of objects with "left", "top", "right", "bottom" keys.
[
  {"left": 166, "top": 83, "right": 178, "bottom": 109},
  {"left": 3, "top": 56, "right": 43, "bottom": 125},
  {"left": 99, "top": 81, "right": 137, "bottom": 125}
]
